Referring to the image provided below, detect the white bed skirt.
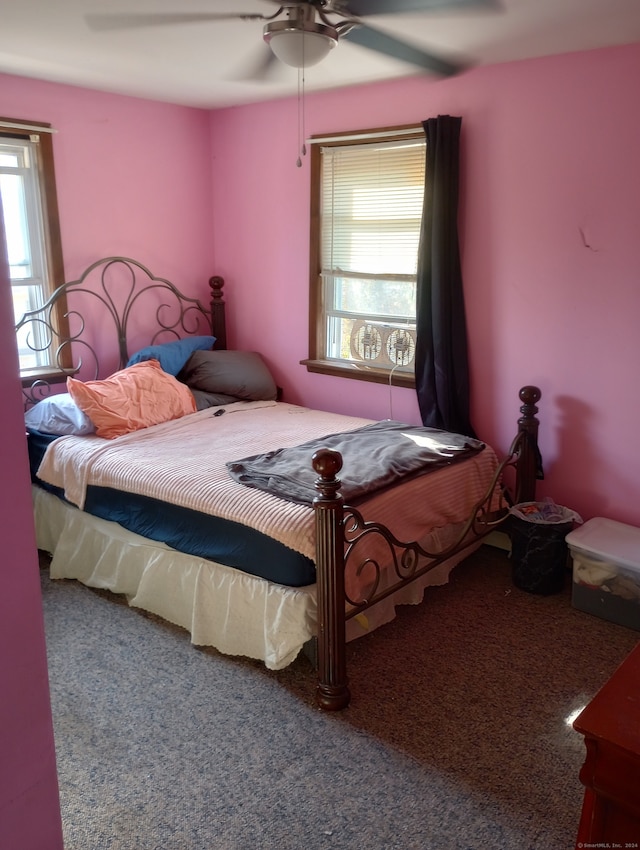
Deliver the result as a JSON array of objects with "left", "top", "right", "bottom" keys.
[{"left": 33, "top": 485, "right": 479, "bottom": 670}]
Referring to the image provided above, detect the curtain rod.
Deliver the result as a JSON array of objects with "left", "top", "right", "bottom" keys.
[
  {"left": 308, "top": 126, "right": 423, "bottom": 145},
  {"left": 0, "top": 120, "right": 57, "bottom": 134}
]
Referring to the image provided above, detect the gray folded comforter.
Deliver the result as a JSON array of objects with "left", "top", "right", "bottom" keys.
[{"left": 226, "top": 420, "right": 485, "bottom": 506}]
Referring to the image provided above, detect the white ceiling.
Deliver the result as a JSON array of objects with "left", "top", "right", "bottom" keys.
[{"left": 1, "top": 0, "right": 640, "bottom": 109}]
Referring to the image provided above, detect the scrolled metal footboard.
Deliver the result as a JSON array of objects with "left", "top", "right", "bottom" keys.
[{"left": 312, "top": 385, "right": 542, "bottom": 711}]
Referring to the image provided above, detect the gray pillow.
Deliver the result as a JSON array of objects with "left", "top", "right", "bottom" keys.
[
  {"left": 190, "top": 389, "right": 239, "bottom": 411},
  {"left": 179, "top": 350, "right": 277, "bottom": 402}
]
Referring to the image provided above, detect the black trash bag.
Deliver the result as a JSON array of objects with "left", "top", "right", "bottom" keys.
[{"left": 508, "top": 501, "right": 583, "bottom": 596}]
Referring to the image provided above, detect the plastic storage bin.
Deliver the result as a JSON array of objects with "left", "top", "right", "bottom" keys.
[{"left": 567, "top": 517, "right": 640, "bottom": 631}]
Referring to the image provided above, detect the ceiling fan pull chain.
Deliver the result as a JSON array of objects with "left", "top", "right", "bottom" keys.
[
  {"left": 300, "top": 66, "right": 307, "bottom": 160},
  {"left": 301, "top": 32, "right": 307, "bottom": 159},
  {"left": 296, "top": 38, "right": 307, "bottom": 168},
  {"left": 296, "top": 65, "right": 303, "bottom": 167}
]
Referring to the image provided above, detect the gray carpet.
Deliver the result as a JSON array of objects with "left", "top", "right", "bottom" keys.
[{"left": 40, "top": 546, "right": 638, "bottom": 850}]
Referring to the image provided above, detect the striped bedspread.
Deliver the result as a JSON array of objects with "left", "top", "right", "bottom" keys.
[{"left": 36, "top": 401, "right": 501, "bottom": 561}]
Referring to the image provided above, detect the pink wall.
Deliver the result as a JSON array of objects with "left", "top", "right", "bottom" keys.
[
  {"left": 209, "top": 42, "right": 640, "bottom": 528},
  {"left": 0, "top": 215, "right": 63, "bottom": 845},
  {"left": 0, "top": 73, "right": 215, "bottom": 294}
]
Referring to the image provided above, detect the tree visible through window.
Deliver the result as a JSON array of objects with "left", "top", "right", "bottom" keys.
[
  {"left": 0, "top": 118, "right": 66, "bottom": 377},
  {"left": 305, "top": 125, "right": 425, "bottom": 386}
]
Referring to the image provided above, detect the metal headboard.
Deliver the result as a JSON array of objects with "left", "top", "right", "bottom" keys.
[{"left": 17, "top": 256, "right": 226, "bottom": 405}]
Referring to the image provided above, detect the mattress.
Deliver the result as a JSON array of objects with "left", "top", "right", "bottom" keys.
[{"left": 32, "top": 401, "right": 502, "bottom": 588}]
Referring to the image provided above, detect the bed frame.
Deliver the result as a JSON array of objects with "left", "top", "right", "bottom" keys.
[
  {"left": 312, "top": 384, "right": 541, "bottom": 709},
  {"left": 19, "top": 257, "right": 542, "bottom": 711},
  {"left": 17, "top": 256, "right": 227, "bottom": 406}
]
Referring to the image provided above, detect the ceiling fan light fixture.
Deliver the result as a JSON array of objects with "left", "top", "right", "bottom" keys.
[{"left": 264, "top": 20, "right": 338, "bottom": 68}]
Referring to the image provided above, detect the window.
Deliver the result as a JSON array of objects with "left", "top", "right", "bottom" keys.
[
  {"left": 305, "top": 125, "right": 425, "bottom": 386},
  {"left": 0, "top": 118, "right": 66, "bottom": 377}
]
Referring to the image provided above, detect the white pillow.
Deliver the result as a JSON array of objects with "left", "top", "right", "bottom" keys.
[{"left": 25, "top": 392, "right": 96, "bottom": 436}]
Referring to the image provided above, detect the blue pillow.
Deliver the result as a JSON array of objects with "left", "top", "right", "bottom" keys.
[{"left": 127, "top": 335, "right": 215, "bottom": 376}]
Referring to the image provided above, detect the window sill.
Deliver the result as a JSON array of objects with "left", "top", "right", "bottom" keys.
[
  {"left": 20, "top": 367, "right": 74, "bottom": 389},
  {"left": 301, "top": 359, "right": 415, "bottom": 388}
]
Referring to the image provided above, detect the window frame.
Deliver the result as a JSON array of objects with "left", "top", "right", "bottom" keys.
[
  {"left": 303, "top": 123, "right": 425, "bottom": 388},
  {"left": 0, "top": 116, "right": 69, "bottom": 384}
]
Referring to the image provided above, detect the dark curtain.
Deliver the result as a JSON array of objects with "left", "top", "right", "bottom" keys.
[{"left": 414, "top": 115, "right": 475, "bottom": 437}]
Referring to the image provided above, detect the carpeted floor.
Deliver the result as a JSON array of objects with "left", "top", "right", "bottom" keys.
[{"left": 40, "top": 545, "right": 638, "bottom": 850}]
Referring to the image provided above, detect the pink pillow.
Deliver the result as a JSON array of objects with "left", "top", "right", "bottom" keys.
[{"left": 67, "top": 359, "right": 196, "bottom": 439}]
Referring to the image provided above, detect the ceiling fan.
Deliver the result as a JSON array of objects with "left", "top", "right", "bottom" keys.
[{"left": 86, "top": 0, "right": 498, "bottom": 79}]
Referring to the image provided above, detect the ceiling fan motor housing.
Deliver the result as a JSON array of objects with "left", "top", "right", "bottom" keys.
[{"left": 263, "top": 3, "right": 339, "bottom": 67}]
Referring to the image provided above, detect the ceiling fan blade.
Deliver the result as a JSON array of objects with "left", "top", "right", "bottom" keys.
[
  {"left": 343, "top": 23, "right": 466, "bottom": 76},
  {"left": 344, "top": 0, "right": 500, "bottom": 16},
  {"left": 85, "top": 13, "right": 266, "bottom": 33},
  {"left": 231, "top": 46, "right": 282, "bottom": 82}
]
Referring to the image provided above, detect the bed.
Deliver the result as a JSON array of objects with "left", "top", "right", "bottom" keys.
[{"left": 19, "top": 257, "right": 543, "bottom": 710}]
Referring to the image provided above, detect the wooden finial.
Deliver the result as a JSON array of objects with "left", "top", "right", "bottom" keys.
[
  {"left": 312, "top": 448, "right": 343, "bottom": 502},
  {"left": 209, "top": 275, "right": 224, "bottom": 302}
]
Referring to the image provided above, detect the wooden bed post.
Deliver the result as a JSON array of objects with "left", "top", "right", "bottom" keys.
[
  {"left": 209, "top": 275, "right": 227, "bottom": 350},
  {"left": 312, "top": 448, "right": 351, "bottom": 711},
  {"left": 514, "top": 385, "right": 542, "bottom": 504}
]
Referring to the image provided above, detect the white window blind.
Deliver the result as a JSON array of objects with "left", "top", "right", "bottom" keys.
[
  {"left": 318, "top": 135, "right": 425, "bottom": 373},
  {"left": 321, "top": 138, "right": 426, "bottom": 280}
]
